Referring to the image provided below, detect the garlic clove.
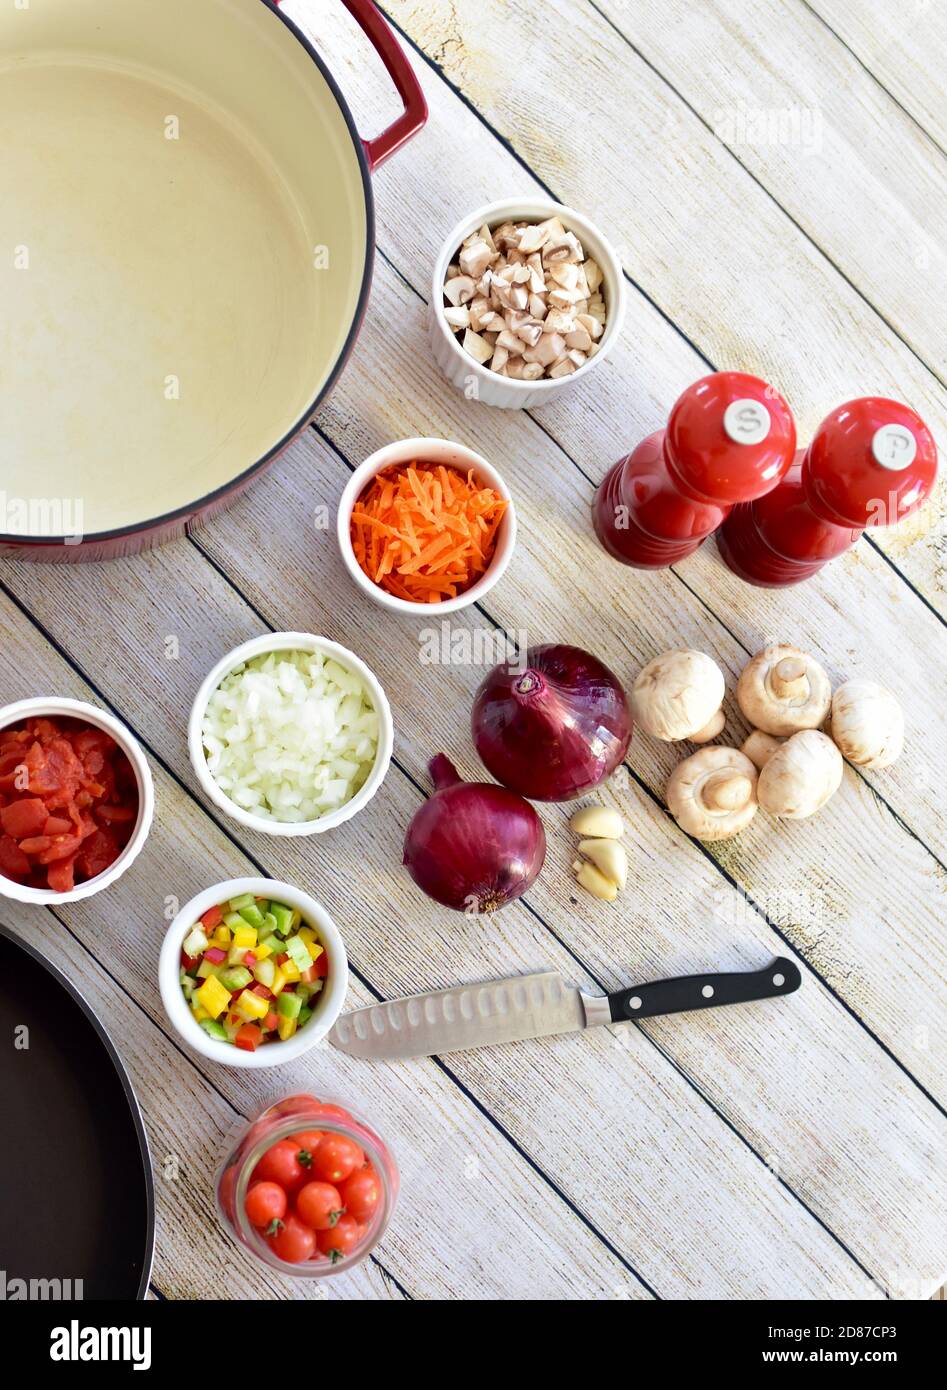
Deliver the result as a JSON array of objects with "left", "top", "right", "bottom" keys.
[
  {"left": 578, "top": 838, "right": 628, "bottom": 891},
  {"left": 569, "top": 805, "right": 624, "bottom": 839},
  {"left": 575, "top": 860, "right": 618, "bottom": 902}
]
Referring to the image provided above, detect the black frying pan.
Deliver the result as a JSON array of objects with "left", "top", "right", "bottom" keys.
[{"left": 0, "top": 922, "right": 155, "bottom": 1299}]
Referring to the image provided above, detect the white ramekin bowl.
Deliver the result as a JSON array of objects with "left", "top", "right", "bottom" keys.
[
  {"left": 337, "top": 436, "right": 516, "bottom": 616},
  {"left": 0, "top": 696, "right": 154, "bottom": 906},
  {"left": 429, "top": 197, "right": 626, "bottom": 410},
  {"left": 188, "top": 632, "right": 393, "bottom": 836},
  {"left": 159, "top": 877, "right": 348, "bottom": 1069}
]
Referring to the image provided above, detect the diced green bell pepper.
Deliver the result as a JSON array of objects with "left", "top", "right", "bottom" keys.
[
  {"left": 219, "top": 965, "right": 252, "bottom": 992},
  {"left": 269, "top": 902, "right": 294, "bottom": 936},
  {"left": 284, "top": 935, "right": 311, "bottom": 973},
  {"left": 200, "top": 1018, "right": 228, "bottom": 1041},
  {"left": 277, "top": 991, "right": 302, "bottom": 1020},
  {"left": 228, "top": 893, "right": 256, "bottom": 912},
  {"left": 297, "top": 1005, "right": 313, "bottom": 1027},
  {"left": 237, "top": 903, "right": 265, "bottom": 930}
]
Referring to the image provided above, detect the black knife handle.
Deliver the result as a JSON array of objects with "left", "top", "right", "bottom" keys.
[{"left": 608, "top": 956, "right": 801, "bottom": 1023}]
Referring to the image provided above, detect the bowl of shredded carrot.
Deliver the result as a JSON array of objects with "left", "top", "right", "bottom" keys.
[{"left": 337, "top": 438, "right": 516, "bottom": 614}]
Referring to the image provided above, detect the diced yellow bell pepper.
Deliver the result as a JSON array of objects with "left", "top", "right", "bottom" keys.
[
  {"left": 234, "top": 988, "right": 268, "bottom": 1021},
  {"left": 270, "top": 965, "right": 288, "bottom": 996},
  {"left": 298, "top": 926, "right": 317, "bottom": 945},
  {"left": 232, "top": 924, "right": 258, "bottom": 949},
  {"left": 191, "top": 1002, "right": 210, "bottom": 1024},
  {"left": 254, "top": 941, "right": 273, "bottom": 962},
  {"left": 277, "top": 1015, "right": 297, "bottom": 1042},
  {"left": 196, "top": 975, "right": 231, "bottom": 1020},
  {"left": 280, "top": 957, "right": 301, "bottom": 983},
  {"left": 214, "top": 925, "right": 232, "bottom": 945},
  {"left": 307, "top": 942, "right": 324, "bottom": 964}
]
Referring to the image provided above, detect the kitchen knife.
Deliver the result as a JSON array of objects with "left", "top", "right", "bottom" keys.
[{"left": 329, "top": 956, "right": 801, "bottom": 1060}]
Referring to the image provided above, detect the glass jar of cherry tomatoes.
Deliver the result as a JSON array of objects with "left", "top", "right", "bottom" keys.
[{"left": 216, "top": 1094, "right": 398, "bottom": 1276}]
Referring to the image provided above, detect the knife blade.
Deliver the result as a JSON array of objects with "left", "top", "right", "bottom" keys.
[{"left": 329, "top": 956, "right": 801, "bottom": 1060}]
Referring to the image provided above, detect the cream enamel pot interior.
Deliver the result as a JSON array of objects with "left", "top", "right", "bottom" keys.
[{"left": 0, "top": 0, "right": 426, "bottom": 559}]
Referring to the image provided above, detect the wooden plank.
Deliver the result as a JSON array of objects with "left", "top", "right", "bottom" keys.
[
  {"left": 803, "top": 0, "right": 947, "bottom": 151},
  {"left": 0, "top": 570, "right": 903, "bottom": 1298},
  {"left": 3, "top": 481, "right": 944, "bottom": 1295},
  {"left": 591, "top": 0, "right": 947, "bottom": 376},
  {"left": 373, "top": 0, "right": 946, "bottom": 607},
  {"left": 0, "top": 900, "right": 397, "bottom": 1301}
]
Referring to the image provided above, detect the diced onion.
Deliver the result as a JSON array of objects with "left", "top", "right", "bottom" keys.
[{"left": 202, "top": 649, "right": 380, "bottom": 822}]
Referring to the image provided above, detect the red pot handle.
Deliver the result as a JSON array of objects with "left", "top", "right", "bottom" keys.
[{"left": 276, "top": 0, "right": 427, "bottom": 171}]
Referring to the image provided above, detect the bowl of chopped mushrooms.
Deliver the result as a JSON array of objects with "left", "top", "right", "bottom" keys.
[{"left": 429, "top": 198, "right": 626, "bottom": 409}]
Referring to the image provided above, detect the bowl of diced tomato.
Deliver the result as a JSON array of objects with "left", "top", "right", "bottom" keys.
[
  {"left": 0, "top": 697, "right": 154, "bottom": 905},
  {"left": 216, "top": 1094, "right": 398, "bottom": 1277},
  {"left": 159, "top": 878, "right": 348, "bottom": 1067}
]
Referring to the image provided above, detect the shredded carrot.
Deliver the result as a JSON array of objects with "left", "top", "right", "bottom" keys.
[{"left": 350, "top": 460, "right": 508, "bottom": 603}]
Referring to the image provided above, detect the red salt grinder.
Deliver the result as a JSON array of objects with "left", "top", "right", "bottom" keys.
[
  {"left": 716, "top": 397, "right": 938, "bottom": 587},
  {"left": 591, "top": 372, "right": 796, "bottom": 568}
]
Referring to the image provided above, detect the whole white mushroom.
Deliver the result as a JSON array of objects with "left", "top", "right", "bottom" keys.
[
  {"left": 632, "top": 649, "right": 726, "bottom": 743},
  {"left": 829, "top": 680, "right": 904, "bottom": 770},
  {"left": 666, "top": 746, "right": 758, "bottom": 841},
  {"left": 757, "top": 731, "right": 843, "bottom": 819},
  {"left": 737, "top": 644, "right": 831, "bottom": 736}
]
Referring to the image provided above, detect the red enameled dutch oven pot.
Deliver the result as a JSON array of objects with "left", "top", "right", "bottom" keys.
[{"left": 0, "top": 0, "right": 426, "bottom": 560}]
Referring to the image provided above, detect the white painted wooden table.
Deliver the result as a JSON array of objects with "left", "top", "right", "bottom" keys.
[{"left": 2, "top": 0, "right": 945, "bottom": 1300}]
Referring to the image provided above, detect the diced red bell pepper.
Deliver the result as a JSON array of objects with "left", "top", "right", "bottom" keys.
[
  {"left": 243, "top": 952, "right": 257, "bottom": 968},
  {"left": 201, "top": 904, "right": 224, "bottom": 930},
  {"left": 181, "top": 949, "right": 200, "bottom": 971},
  {"left": 0, "top": 797, "right": 48, "bottom": 839},
  {"left": 312, "top": 953, "right": 329, "bottom": 979},
  {"left": 251, "top": 983, "right": 272, "bottom": 999},
  {"left": 234, "top": 1024, "right": 263, "bottom": 1052},
  {"left": 263, "top": 1011, "right": 279, "bottom": 1031}
]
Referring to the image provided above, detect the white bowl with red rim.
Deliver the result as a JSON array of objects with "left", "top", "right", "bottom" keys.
[
  {"left": 0, "top": 696, "right": 154, "bottom": 905},
  {"left": 336, "top": 436, "right": 517, "bottom": 616},
  {"left": 159, "top": 877, "right": 348, "bottom": 1069}
]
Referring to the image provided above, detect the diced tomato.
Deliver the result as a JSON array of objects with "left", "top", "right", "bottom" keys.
[
  {"left": 43, "top": 816, "right": 73, "bottom": 837},
  {"left": 201, "top": 904, "right": 224, "bottom": 930},
  {"left": 234, "top": 1024, "right": 262, "bottom": 1052},
  {"left": 312, "top": 953, "right": 329, "bottom": 979},
  {"left": 0, "top": 798, "right": 48, "bottom": 839},
  {"left": 46, "top": 854, "right": 77, "bottom": 893},
  {"left": 95, "top": 803, "right": 135, "bottom": 824},
  {"left": 75, "top": 827, "right": 119, "bottom": 881},
  {"left": 263, "top": 1011, "right": 279, "bottom": 1031},
  {"left": 37, "top": 833, "right": 86, "bottom": 864},
  {"left": 0, "top": 834, "right": 30, "bottom": 881}
]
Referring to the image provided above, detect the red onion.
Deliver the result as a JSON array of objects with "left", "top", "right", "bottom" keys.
[
  {"left": 472, "top": 644, "right": 632, "bottom": 801},
  {"left": 403, "top": 755, "right": 546, "bottom": 914}
]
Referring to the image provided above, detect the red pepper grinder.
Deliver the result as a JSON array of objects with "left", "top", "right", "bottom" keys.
[
  {"left": 592, "top": 372, "right": 796, "bottom": 568},
  {"left": 717, "top": 397, "right": 938, "bottom": 587}
]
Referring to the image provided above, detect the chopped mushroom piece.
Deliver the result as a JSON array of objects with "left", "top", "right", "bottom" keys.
[
  {"left": 442, "top": 214, "right": 607, "bottom": 381},
  {"left": 757, "top": 731, "right": 842, "bottom": 819},
  {"left": 740, "top": 730, "right": 785, "bottom": 769},
  {"left": 828, "top": 680, "right": 904, "bottom": 770},
  {"left": 666, "top": 747, "right": 758, "bottom": 841},
  {"left": 736, "top": 645, "right": 831, "bottom": 736}
]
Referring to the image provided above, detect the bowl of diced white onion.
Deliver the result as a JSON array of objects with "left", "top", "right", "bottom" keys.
[{"left": 188, "top": 633, "right": 393, "bottom": 836}]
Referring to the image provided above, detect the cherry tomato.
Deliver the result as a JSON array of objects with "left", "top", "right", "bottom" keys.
[
  {"left": 316, "top": 1214, "right": 362, "bottom": 1263},
  {"left": 340, "top": 1165, "right": 381, "bottom": 1225},
  {"left": 291, "top": 1129, "right": 326, "bottom": 1157},
  {"left": 254, "top": 1139, "right": 306, "bottom": 1192},
  {"left": 218, "top": 1165, "right": 238, "bottom": 1222},
  {"left": 311, "top": 1134, "right": 364, "bottom": 1185},
  {"left": 269, "top": 1213, "right": 315, "bottom": 1264},
  {"left": 245, "top": 1181, "right": 287, "bottom": 1229},
  {"left": 296, "top": 1180, "right": 345, "bottom": 1231},
  {"left": 276, "top": 1095, "right": 322, "bottom": 1118},
  {"left": 308, "top": 1103, "right": 354, "bottom": 1125}
]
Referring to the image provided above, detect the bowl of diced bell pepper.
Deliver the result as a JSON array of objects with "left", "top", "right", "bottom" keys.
[{"left": 159, "top": 878, "right": 349, "bottom": 1067}]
